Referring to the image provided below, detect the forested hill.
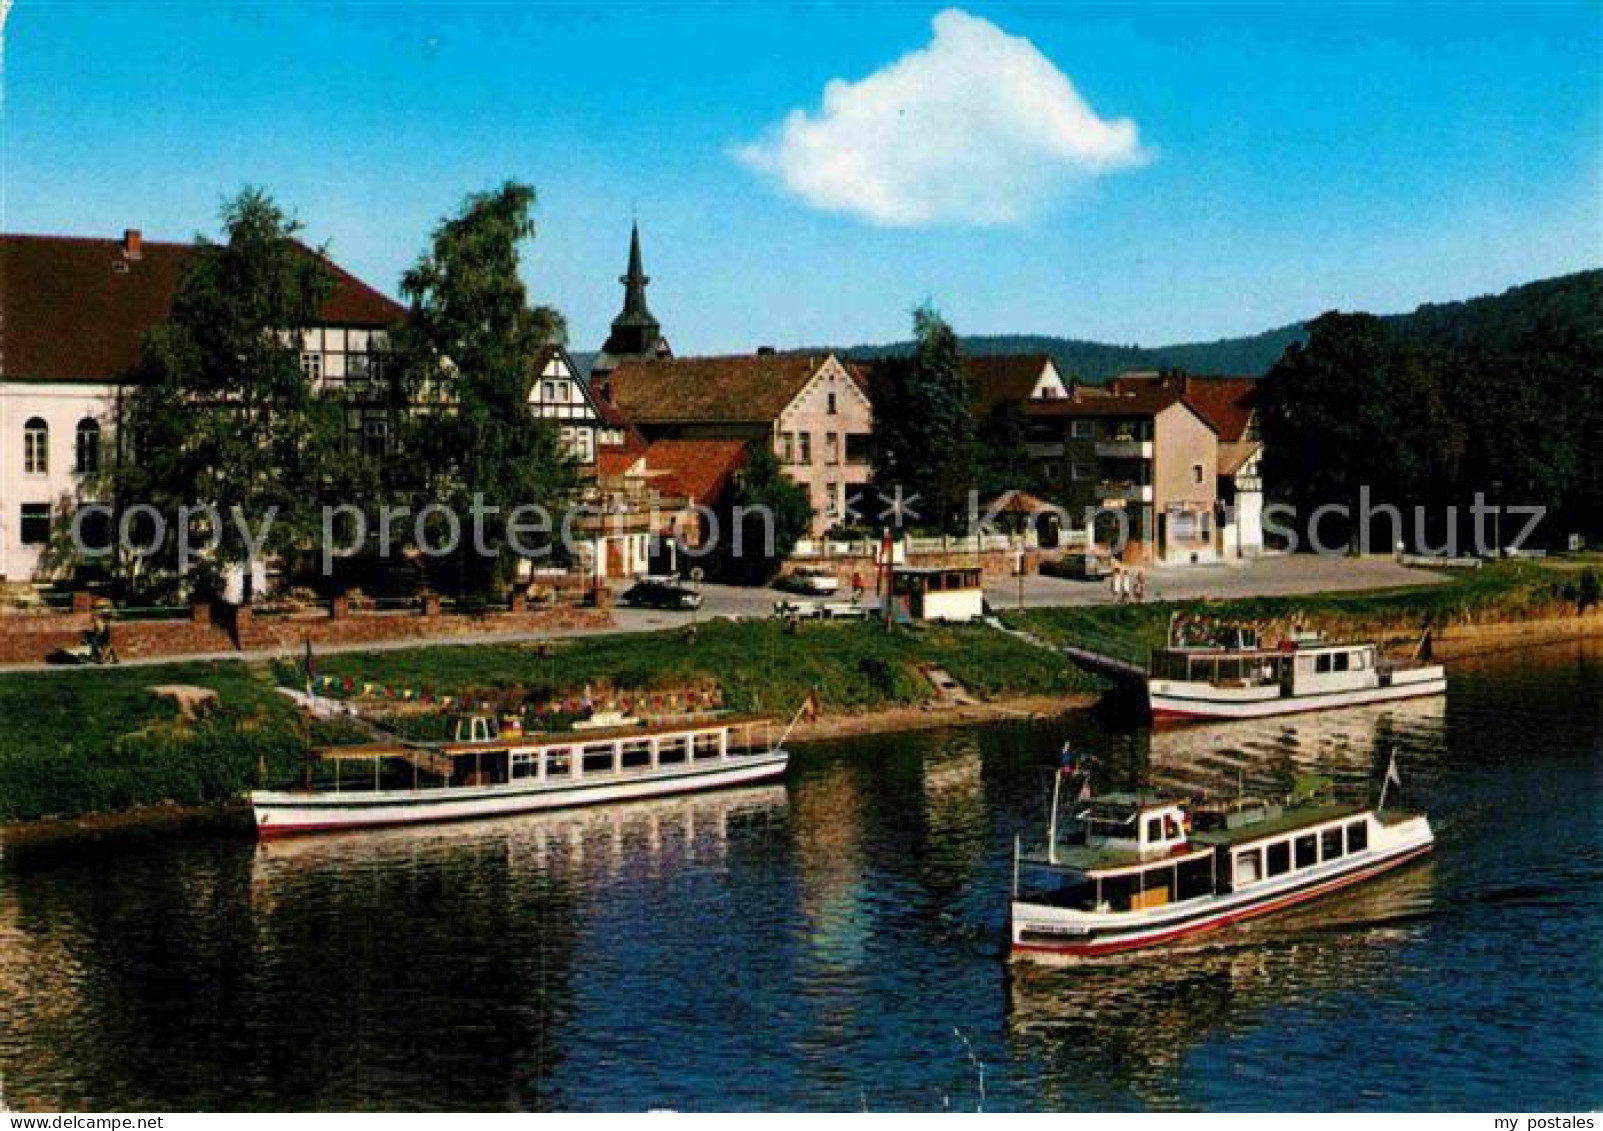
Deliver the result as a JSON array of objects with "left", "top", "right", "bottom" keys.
[{"left": 824, "top": 270, "right": 1601, "bottom": 382}]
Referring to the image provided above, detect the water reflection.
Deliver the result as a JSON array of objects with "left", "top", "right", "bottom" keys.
[
  {"left": 1143, "top": 695, "right": 1450, "bottom": 798},
  {"left": 0, "top": 640, "right": 1597, "bottom": 1111}
]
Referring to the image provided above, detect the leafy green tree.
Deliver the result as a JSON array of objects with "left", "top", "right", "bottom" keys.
[
  {"left": 719, "top": 442, "right": 812, "bottom": 583},
  {"left": 975, "top": 400, "right": 1041, "bottom": 500},
  {"left": 390, "top": 181, "right": 574, "bottom": 596},
  {"left": 869, "top": 305, "right": 977, "bottom": 531},
  {"left": 1258, "top": 312, "right": 1463, "bottom": 550},
  {"left": 121, "top": 187, "right": 340, "bottom": 601}
]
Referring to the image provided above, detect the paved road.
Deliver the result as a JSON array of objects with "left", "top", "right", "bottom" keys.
[
  {"left": 0, "top": 556, "right": 1447, "bottom": 674},
  {"left": 981, "top": 553, "right": 1449, "bottom": 611}
]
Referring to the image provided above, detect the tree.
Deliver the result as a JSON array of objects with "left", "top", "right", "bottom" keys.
[
  {"left": 975, "top": 400, "right": 1041, "bottom": 500},
  {"left": 390, "top": 182, "right": 575, "bottom": 596},
  {"left": 1258, "top": 312, "right": 1464, "bottom": 550},
  {"left": 719, "top": 442, "right": 812, "bottom": 584},
  {"left": 121, "top": 187, "right": 339, "bottom": 601},
  {"left": 869, "top": 305, "right": 977, "bottom": 531}
]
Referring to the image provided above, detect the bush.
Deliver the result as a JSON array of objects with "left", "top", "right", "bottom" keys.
[{"left": 1579, "top": 568, "right": 1600, "bottom": 612}]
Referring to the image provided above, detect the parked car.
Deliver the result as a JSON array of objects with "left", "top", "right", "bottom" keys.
[
  {"left": 1041, "top": 553, "right": 1115, "bottom": 581},
  {"left": 777, "top": 567, "right": 841, "bottom": 596},
  {"left": 621, "top": 579, "right": 703, "bottom": 610}
]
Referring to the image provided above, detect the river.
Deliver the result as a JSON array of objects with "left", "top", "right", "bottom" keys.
[{"left": 1, "top": 639, "right": 1598, "bottom": 1111}]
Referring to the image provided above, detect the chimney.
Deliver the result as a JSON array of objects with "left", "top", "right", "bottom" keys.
[
  {"left": 122, "top": 229, "right": 143, "bottom": 260},
  {"left": 594, "top": 377, "right": 613, "bottom": 404}
]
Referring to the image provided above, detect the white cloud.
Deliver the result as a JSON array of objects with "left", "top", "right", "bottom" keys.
[{"left": 733, "top": 9, "right": 1150, "bottom": 227}]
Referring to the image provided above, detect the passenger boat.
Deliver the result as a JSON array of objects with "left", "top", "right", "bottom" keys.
[
  {"left": 1009, "top": 761, "right": 1433, "bottom": 960},
  {"left": 251, "top": 712, "right": 791, "bottom": 839},
  {"left": 1146, "top": 625, "right": 1446, "bottom": 722}
]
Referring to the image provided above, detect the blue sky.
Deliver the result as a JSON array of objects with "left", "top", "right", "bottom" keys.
[{"left": 4, "top": 3, "right": 1599, "bottom": 355}]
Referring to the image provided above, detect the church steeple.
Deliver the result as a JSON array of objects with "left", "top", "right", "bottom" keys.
[
  {"left": 595, "top": 222, "right": 669, "bottom": 375},
  {"left": 620, "top": 223, "right": 652, "bottom": 320}
]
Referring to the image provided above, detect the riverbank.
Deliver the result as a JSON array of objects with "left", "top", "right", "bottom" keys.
[
  {"left": 1002, "top": 560, "right": 1601, "bottom": 661},
  {"left": 3, "top": 561, "right": 1595, "bottom": 833},
  {"left": 0, "top": 619, "right": 1105, "bottom": 828}
]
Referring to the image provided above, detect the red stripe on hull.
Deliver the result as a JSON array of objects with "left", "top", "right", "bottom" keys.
[
  {"left": 1012, "top": 843, "right": 1433, "bottom": 959},
  {"left": 1149, "top": 685, "right": 1445, "bottom": 724}
]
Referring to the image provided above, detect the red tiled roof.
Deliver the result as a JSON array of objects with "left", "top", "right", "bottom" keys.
[
  {"left": 1, "top": 232, "right": 403, "bottom": 382},
  {"left": 608, "top": 353, "right": 833, "bottom": 423},
  {"left": 638, "top": 438, "right": 749, "bottom": 505},
  {"left": 1109, "top": 373, "right": 1257, "bottom": 442},
  {"left": 595, "top": 443, "right": 646, "bottom": 478}
]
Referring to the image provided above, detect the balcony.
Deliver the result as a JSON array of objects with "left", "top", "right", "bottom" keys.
[
  {"left": 1095, "top": 438, "right": 1154, "bottom": 460},
  {"left": 1099, "top": 481, "right": 1154, "bottom": 504}
]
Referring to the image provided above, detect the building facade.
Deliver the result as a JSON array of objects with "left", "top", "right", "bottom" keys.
[
  {"left": 527, "top": 345, "right": 630, "bottom": 470},
  {"left": 1023, "top": 372, "right": 1266, "bottom": 564},
  {"left": 1108, "top": 372, "right": 1264, "bottom": 556},
  {"left": 1026, "top": 388, "right": 1220, "bottom": 564},
  {"left": 0, "top": 229, "right": 404, "bottom": 583},
  {"left": 602, "top": 351, "right": 873, "bottom": 536}
]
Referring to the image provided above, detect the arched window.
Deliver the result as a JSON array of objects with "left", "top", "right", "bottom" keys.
[
  {"left": 75, "top": 418, "right": 102, "bottom": 475},
  {"left": 23, "top": 418, "right": 48, "bottom": 475}
]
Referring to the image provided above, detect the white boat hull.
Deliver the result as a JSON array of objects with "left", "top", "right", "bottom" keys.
[
  {"left": 252, "top": 751, "right": 789, "bottom": 838},
  {"left": 1149, "top": 670, "right": 1447, "bottom": 721},
  {"left": 1011, "top": 813, "right": 1434, "bottom": 959}
]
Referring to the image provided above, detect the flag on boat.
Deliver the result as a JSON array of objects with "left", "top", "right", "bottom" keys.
[{"left": 1385, "top": 748, "right": 1403, "bottom": 791}]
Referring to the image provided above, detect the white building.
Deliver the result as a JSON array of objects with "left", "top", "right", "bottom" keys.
[
  {"left": 0, "top": 229, "right": 404, "bottom": 584},
  {"left": 528, "top": 345, "right": 630, "bottom": 470}
]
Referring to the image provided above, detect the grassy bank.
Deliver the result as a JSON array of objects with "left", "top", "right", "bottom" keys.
[
  {"left": 293, "top": 618, "right": 1105, "bottom": 718},
  {"left": 1, "top": 619, "right": 1102, "bottom": 825},
  {"left": 1003, "top": 560, "right": 1590, "bottom": 661},
  {"left": 0, "top": 662, "right": 367, "bottom": 826}
]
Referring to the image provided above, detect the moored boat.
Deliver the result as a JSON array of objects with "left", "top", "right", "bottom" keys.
[
  {"left": 1009, "top": 761, "right": 1433, "bottom": 960},
  {"left": 252, "top": 712, "right": 791, "bottom": 839},
  {"left": 1146, "top": 625, "right": 1446, "bottom": 722}
]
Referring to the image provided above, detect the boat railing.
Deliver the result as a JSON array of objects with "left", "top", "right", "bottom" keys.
[{"left": 282, "top": 719, "right": 781, "bottom": 795}]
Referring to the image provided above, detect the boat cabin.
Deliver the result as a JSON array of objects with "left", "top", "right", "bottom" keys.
[
  {"left": 891, "top": 566, "right": 985, "bottom": 623},
  {"left": 1149, "top": 640, "right": 1383, "bottom": 694},
  {"left": 1019, "top": 793, "right": 1217, "bottom": 914}
]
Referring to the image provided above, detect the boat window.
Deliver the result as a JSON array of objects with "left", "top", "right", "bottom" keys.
[
  {"left": 510, "top": 751, "right": 539, "bottom": 780},
  {"left": 658, "top": 737, "right": 688, "bottom": 766},
  {"left": 1176, "top": 857, "right": 1214, "bottom": 900},
  {"left": 1347, "top": 820, "right": 1369, "bottom": 853},
  {"left": 1017, "top": 866, "right": 1097, "bottom": 910},
  {"left": 1235, "top": 849, "right": 1263, "bottom": 886},
  {"left": 582, "top": 744, "right": 616, "bottom": 775},
  {"left": 1316, "top": 654, "right": 1333, "bottom": 674},
  {"left": 692, "top": 733, "right": 722, "bottom": 761},
  {"left": 1099, "top": 873, "right": 1137, "bottom": 912},
  {"left": 1333, "top": 652, "right": 1351, "bottom": 673},
  {"left": 1146, "top": 817, "right": 1164, "bottom": 843},
  {"left": 1164, "top": 815, "right": 1181, "bottom": 840},
  {"left": 1295, "top": 834, "right": 1318, "bottom": 869},
  {"left": 1133, "top": 867, "right": 1172, "bottom": 910},
  {"left": 621, "top": 740, "right": 652, "bottom": 771},
  {"left": 544, "top": 748, "right": 572, "bottom": 777},
  {"left": 1266, "top": 840, "right": 1291, "bottom": 877},
  {"left": 1321, "top": 827, "right": 1345, "bottom": 861}
]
